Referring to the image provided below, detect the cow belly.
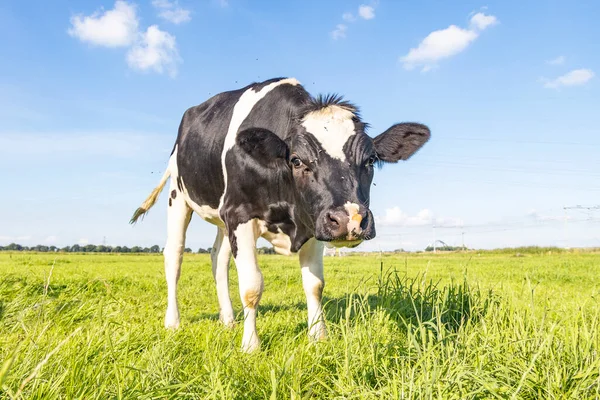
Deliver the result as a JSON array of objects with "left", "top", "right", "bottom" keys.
[
  {"left": 188, "top": 200, "right": 223, "bottom": 227},
  {"left": 169, "top": 145, "right": 225, "bottom": 227},
  {"left": 178, "top": 177, "right": 224, "bottom": 227}
]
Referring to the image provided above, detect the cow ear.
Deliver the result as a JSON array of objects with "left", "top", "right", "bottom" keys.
[
  {"left": 236, "top": 128, "right": 289, "bottom": 164},
  {"left": 373, "top": 123, "right": 430, "bottom": 163}
]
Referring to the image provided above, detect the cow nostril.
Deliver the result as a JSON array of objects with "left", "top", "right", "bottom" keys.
[
  {"left": 360, "top": 214, "right": 370, "bottom": 230},
  {"left": 327, "top": 212, "right": 340, "bottom": 227}
]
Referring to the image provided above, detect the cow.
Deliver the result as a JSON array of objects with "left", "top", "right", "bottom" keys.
[{"left": 130, "top": 77, "right": 430, "bottom": 352}]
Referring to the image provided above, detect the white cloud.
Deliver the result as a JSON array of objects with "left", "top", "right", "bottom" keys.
[
  {"left": 342, "top": 12, "right": 355, "bottom": 22},
  {"left": 435, "top": 216, "right": 465, "bottom": 227},
  {"left": 127, "top": 25, "right": 181, "bottom": 77},
  {"left": 528, "top": 210, "right": 570, "bottom": 222},
  {"left": 377, "top": 207, "right": 463, "bottom": 228},
  {"left": 378, "top": 207, "right": 428, "bottom": 227},
  {"left": 358, "top": 5, "right": 375, "bottom": 20},
  {"left": 45, "top": 236, "right": 59, "bottom": 244},
  {"left": 543, "top": 69, "right": 594, "bottom": 89},
  {"left": 152, "top": 0, "right": 171, "bottom": 7},
  {"left": 333, "top": 3, "right": 376, "bottom": 39},
  {"left": 158, "top": 8, "right": 191, "bottom": 24},
  {"left": 401, "top": 26, "right": 477, "bottom": 71},
  {"left": 69, "top": 1, "right": 181, "bottom": 77},
  {"left": 152, "top": 0, "right": 191, "bottom": 24},
  {"left": 547, "top": 55, "right": 565, "bottom": 65},
  {"left": 0, "top": 235, "right": 32, "bottom": 243},
  {"left": 400, "top": 12, "right": 497, "bottom": 71},
  {"left": 68, "top": 1, "right": 139, "bottom": 47},
  {"left": 469, "top": 12, "right": 497, "bottom": 30},
  {"left": 331, "top": 24, "right": 347, "bottom": 40},
  {"left": 78, "top": 238, "right": 89, "bottom": 245}
]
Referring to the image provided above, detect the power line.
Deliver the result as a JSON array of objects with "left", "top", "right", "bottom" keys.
[
  {"left": 376, "top": 217, "right": 598, "bottom": 237},
  {"left": 429, "top": 152, "right": 600, "bottom": 166},
  {"left": 564, "top": 205, "right": 600, "bottom": 211},
  {"left": 444, "top": 137, "right": 600, "bottom": 147},
  {"left": 417, "top": 161, "right": 600, "bottom": 177},
  {"left": 396, "top": 174, "right": 600, "bottom": 191}
]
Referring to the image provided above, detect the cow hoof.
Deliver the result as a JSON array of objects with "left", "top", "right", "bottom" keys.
[
  {"left": 164, "top": 309, "right": 180, "bottom": 329},
  {"left": 220, "top": 313, "right": 236, "bottom": 329},
  {"left": 308, "top": 325, "right": 328, "bottom": 342},
  {"left": 241, "top": 337, "right": 260, "bottom": 353},
  {"left": 164, "top": 319, "right": 180, "bottom": 329}
]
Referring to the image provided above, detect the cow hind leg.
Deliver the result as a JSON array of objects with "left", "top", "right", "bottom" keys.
[
  {"left": 299, "top": 238, "right": 327, "bottom": 341},
  {"left": 211, "top": 228, "right": 235, "bottom": 328},
  {"left": 163, "top": 183, "right": 192, "bottom": 329},
  {"left": 231, "top": 220, "right": 264, "bottom": 352}
]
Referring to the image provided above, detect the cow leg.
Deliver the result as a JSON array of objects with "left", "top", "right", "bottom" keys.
[
  {"left": 163, "top": 184, "right": 192, "bottom": 329},
  {"left": 299, "top": 238, "right": 327, "bottom": 341},
  {"left": 231, "top": 220, "right": 263, "bottom": 352},
  {"left": 211, "top": 228, "right": 235, "bottom": 328}
]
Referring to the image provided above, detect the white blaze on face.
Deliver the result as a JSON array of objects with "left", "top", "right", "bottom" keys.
[
  {"left": 301, "top": 106, "right": 356, "bottom": 162},
  {"left": 219, "top": 78, "right": 301, "bottom": 209},
  {"left": 344, "top": 201, "right": 362, "bottom": 239}
]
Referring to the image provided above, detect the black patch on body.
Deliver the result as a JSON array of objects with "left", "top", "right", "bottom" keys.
[
  {"left": 171, "top": 78, "right": 315, "bottom": 256},
  {"left": 171, "top": 190, "right": 177, "bottom": 199},
  {"left": 173, "top": 78, "right": 309, "bottom": 210},
  {"left": 221, "top": 128, "right": 311, "bottom": 257},
  {"left": 174, "top": 89, "right": 243, "bottom": 208},
  {"left": 169, "top": 198, "right": 172, "bottom": 207}
]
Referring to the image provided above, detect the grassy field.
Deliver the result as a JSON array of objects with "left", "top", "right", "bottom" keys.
[{"left": 1, "top": 250, "right": 599, "bottom": 399}]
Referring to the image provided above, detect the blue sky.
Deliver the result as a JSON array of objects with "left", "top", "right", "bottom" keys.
[{"left": 1, "top": 0, "right": 598, "bottom": 251}]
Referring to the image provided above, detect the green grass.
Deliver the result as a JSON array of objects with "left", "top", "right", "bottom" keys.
[{"left": 1, "top": 251, "right": 599, "bottom": 399}]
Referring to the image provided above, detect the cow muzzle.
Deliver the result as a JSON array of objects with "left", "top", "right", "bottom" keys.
[{"left": 315, "top": 202, "right": 375, "bottom": 246}]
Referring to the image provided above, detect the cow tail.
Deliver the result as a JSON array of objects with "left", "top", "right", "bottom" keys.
[{"left": 130, "top": 169, "right": 171, "bottom": 224}]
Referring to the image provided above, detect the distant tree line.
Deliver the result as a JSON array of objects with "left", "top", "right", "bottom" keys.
[
  {"left": 257, "top": 247, "right": 276, "bottom": 255},
  {"left": 0, "top": 243, "right": 165, "bottom": 253},
  {"left": 425, "top": 245, "right": 467, "bottom": 252},
  {"left": 0, "top": 243, "right": 278, "bottom": 254},
  {"left": 1, "top": 243, "right": 595, "bottom": 255}
]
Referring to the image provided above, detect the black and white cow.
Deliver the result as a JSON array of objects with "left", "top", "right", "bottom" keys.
[{"left": 131, "top": 77, "right": 430, "bottom": 352}]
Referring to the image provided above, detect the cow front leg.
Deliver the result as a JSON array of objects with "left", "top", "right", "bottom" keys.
[
  {"left": 299, "top": 238, "right": 327, "bottom": 341},
  {"left": 211, "top": 228, "right": 235, "bottom": 328},
  {"left": 231, "top": 219, "right": 263, "bottom": 352},
  {"left": 163, "top": 184, "right": 192, "bottom": 329}
]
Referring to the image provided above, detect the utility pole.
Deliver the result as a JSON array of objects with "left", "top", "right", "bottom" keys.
[
  {"left": 432, "top": 224, "right": 436, "bottom": 253},
  {"left": 461, "top": 231, "right": 465, "bottom": 250}
]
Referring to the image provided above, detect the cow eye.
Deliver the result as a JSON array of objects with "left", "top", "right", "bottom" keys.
[
  {"left": 291, "top": 156, "right": 303, "bottom": 168},
  {"left": 366, "top": 156, "right": 377, "bottom": 167}
]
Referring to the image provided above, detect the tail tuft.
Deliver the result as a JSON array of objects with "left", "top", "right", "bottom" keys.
[
  {"left": 129, "top": 169, "right": 171, "bottom": 225},
  {"left": 130, "top": 207, "right": 148, "bottom": 224}
]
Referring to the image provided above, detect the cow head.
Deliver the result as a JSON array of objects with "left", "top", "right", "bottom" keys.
[{"left": 236, "top": 96, "right": 430, "bottom": 248}]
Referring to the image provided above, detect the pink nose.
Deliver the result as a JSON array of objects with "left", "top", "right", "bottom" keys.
[
  {"left": 323, "top": 208, "right": 364, "bottom": 240},
  {"left": 324, "top": 210, "right": 349, "bottom": 239}
]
